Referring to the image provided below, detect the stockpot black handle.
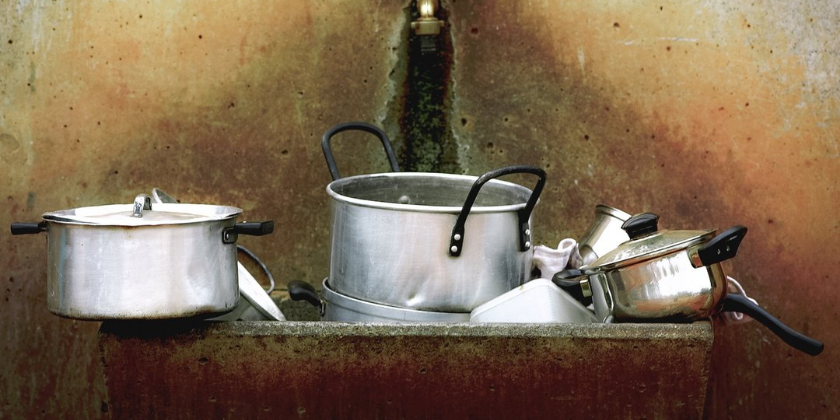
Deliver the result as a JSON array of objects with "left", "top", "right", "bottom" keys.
[
  {"left": 321, "top": 122, "right": 401, "bottom": 181},
  {"left": 694, "top": 225, "right": 748, "bottom": 266},
  {"left": 222, "top": 221, "right": 274, "bottom": 244},
  {"left": 10, "top": 222, "right": 48, "bottom": 235},
  {"left": 287, "top": 280, "right": 325, "bottom": 317},
  {"left": 449, "top": 165, "right": 547, "bottom": 257},
  {"left": 719, "top": 293, "right": 824, "bottom": 356}
]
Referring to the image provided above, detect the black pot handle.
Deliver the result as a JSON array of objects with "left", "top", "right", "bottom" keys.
[
  {"left": 694, "top": 225, "right": 748, "bottom": 266},
  {"left": 449, "top": 165, "right": 546, "bottom": 257},
  {"left": 11, "top": 222, "right": 48, "bottom": 235},
  {"left": 321, "top": 122, "right": 401, "bottom": 181},
  {"left": 222, "top": 221, "right": 274, "bottom": 244},
  {"left": 287, "top": 280, "right": 325, "bottom": 317},
  {"left": 719, "top": 293, "right": 823, "bottom": 356},
  {"left": 551, "top": 269, "right": 592, "bottom": 306}
]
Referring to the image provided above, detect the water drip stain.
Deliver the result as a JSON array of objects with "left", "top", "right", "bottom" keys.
[{"left": 397, "top": 1, "right": 457, "bottom": 173}]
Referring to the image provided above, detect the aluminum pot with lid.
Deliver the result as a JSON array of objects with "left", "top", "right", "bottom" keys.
[
  {"left": 322, "top": 122, "right": 546, "bottom": 312},
  {"left": 554, "top": 213, "right": 823, "bottom": 356},
  {"left": 11, "top": 194, "right": 274, "bottom": 320}
]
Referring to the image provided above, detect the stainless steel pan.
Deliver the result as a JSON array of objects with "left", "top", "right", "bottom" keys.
[{"left": 555, "top": 213, "right": 823, "bottom": 356}]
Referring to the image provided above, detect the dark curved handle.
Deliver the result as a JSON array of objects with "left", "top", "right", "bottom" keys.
[
  {"left": 696, "top": 225, "right": 748, "bottom": 266},
  {"left": 551, "top": 269, "right": 592, "bottom": 306},
  {"left": 321, "top": 122, "right": 401, "bottom": 181},
  {"left": 719, "top": 293, "right": 823, "bottom": 356},
  {"left": 287, "top": 281, "right": 325, "bottom": 316},
  {"left": 222, "top": 221, "right": 274, "bottom": 244},
  {"left": 11, "top": 222, "right": 47, "bottom": 235},
  {"left": 448, "top": 165, "right": 546, "bottom": 257},
  {"left": 621, "top": 213, "right": 659, "bottom": 240}
]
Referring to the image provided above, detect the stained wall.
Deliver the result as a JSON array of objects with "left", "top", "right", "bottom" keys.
[{"left": 2, "top": 1, "right": 837, "bottom": 418}]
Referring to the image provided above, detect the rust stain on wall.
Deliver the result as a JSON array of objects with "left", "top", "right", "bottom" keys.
[{"left": 2, "top": 0, "right": 838, "bottom": 418}]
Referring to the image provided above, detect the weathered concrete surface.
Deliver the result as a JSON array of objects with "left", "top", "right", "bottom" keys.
[
  {"left": 100, "top": 321, "right": 713, "bottom": 420},
  {"left": 446, "top": 2, "right": 839, "bottom": 419},
  {"left": 1, "top": 1, "right": 407, "bottom": 418},
  {"left": 3, "top": 0, "right": 839, "bottom": 419}
]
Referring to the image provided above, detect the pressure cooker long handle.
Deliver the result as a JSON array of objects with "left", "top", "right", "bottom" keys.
[
  {"left": 321, "top": 122, "right": 401, "bottom": 181},
  {"left": 10, "top": 222, "right": 47, "bottom": 235},
  {"left": 719, "top": 293, "right": 824, "bottom": 356},
  {"left": 449, "top": 165, "right": 546, "bottom": 257}
]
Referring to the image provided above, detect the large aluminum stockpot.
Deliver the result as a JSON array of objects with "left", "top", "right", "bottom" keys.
[
  {"left": 322, "top": 122, "right": 546, "bottom": 312},
  {"left": 11, "top": 194, "right": 273, "bottom": 320}
]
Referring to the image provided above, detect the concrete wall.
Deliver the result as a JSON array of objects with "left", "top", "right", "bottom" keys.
[{"left": 2, "top": 1, "right": 837, "bottom": 418}]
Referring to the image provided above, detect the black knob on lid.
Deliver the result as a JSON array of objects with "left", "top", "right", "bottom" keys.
[{"left": 621, "top": 213, "right": 660, "bottom": 239}]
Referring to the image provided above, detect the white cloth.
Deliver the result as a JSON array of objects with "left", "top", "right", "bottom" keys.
[
  {"left": 722, "top": 277, "right": 757, "bottom": 324},
  {"left": 532, "top": 238, "right": 584, "bottom": 279}
]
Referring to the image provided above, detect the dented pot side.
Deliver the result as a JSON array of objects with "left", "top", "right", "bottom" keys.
[{"left": 44, "top": 218, "right": 240, "bottom": 319}]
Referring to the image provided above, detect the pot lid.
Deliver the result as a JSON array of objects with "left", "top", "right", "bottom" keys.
[
  {"left": 588, "top": 213, "right": 716, "bottom": 270},
  {"left": 42, "top": 194, "right": 242, "bottom": 226}
]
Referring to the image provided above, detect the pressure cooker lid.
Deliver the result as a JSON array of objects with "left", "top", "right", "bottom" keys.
[
  {"left": 590, "top": 213, "right": 716, "bottom": 270},
  {"left": 43, "top": 194, "right": 242, "bottom": 226}
]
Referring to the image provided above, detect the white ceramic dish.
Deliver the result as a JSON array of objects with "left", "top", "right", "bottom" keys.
[{"left": 470, "top": 279, "right": 597, "bottom": 324}]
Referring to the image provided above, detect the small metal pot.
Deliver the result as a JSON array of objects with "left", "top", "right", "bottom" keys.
[
  {"left": 11, "top": 194, "right": 273, "bottom": 320},
  {"left": 555, "top": 213, "right": 823, "bottom": 356},
  {"left": 322, "top": 122, "right": 546, "bottom": 312},
  {"left": 288, "top": 279, "right": 470, "bottom": 323},
  {"left": 577, "top": 204, "right": 631, "bottom": 265}
]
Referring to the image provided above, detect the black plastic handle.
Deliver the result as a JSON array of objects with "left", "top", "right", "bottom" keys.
[
  {"left": 10, "top": 222, "right": 47, "bottom": 235},
  {"left": 449, "top": 165, "right": 546, "bottom": 257},
  {"left": 321, "top": 122, "right": 401, "bottom": 181},
  {"left": 234, "top": 221, "right": 275, "bottom": 236},
  {"left": 696, "top": 225, "right": 748, "bottom": 266},
  {"left": 718, "top": 293, "right": 823, "bottom": 356},
  {"left": 287, "top": 280, "right": 324, "bottom": 316},
  {"left": 222, "top": 221, "right": 274, "bottom": 244},
  {"left": 621, "top": 213, "right": 659, "bottom": 240},
  {"left": 551, "top": 269, "right": 592, "bottom": 306}
]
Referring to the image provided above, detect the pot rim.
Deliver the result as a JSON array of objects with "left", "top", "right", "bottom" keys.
[
  {"left": 587, "top": 228, "right": 717, "bottom": 271},
  {"left": 42, "top": 202, "right": 242, "bottom": 227},
  {"left": 326, "top": 172, "right": 533, "bottom": 214},
  {"left": 594, "top": 204, "right": 631, "bottom": 221},
  {"left": 322, "top": 279, "right": 471, "bottom": 321}
]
